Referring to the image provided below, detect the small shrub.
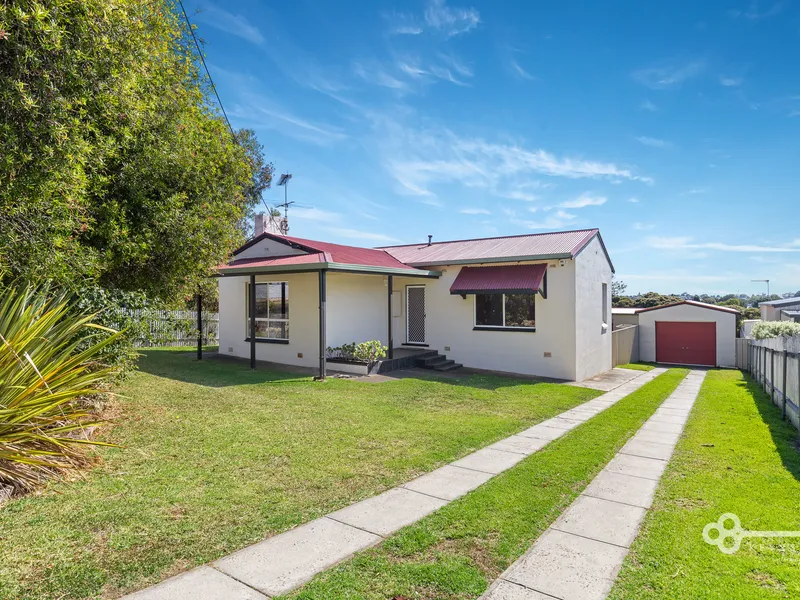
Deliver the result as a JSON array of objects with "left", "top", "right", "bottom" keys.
[
  {"left": 353, "top": 340, "right": 388, "bottom": 364},
  {"left": 751, "top": 321, "right": 800, "bottom": 340},
  {"left": 326, "top": 341, "right": 387, "bottom": 363},
  {"left": 0, "top": 284, "right": 123, "bottom": 492}
]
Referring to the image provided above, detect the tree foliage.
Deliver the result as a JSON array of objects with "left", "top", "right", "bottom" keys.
[{"left": 0, "top": 0, "right": 272, "bottom": 302}]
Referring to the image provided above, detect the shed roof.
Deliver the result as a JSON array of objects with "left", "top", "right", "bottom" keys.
[
  {"left": 612, "top": 307, "right": 640, "bottom": 315},
  {"left": 635, "top": 300, "right": 740, "bottom": 314},
  {"left": 760, "top": 297, "right": 800, "bottom": 307},
  {"left": 380, "top": 229, "right": 612, "bottom": 270}
]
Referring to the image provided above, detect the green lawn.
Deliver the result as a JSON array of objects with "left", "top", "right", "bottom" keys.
[
  {"left": 0, "top": 349, "right": 601, "bottom": 600},
  {"left": 609, "top": 370, "right": 800, "bottom": 600},
  {"left": 618, "top": 362, "right": 656, "bottom": 371},
  {"left": 280, "top": 369, "right": 689, "bottom": 600}
]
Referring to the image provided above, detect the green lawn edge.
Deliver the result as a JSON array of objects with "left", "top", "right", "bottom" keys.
[
  {"left": 281, "top": 368, "right": 689, "bottom": 600},
  {"left": 618, "top": 362, "right": 656, "bottom": 371},
  {"left": 608, "top": 369, "right": 800, "bottom": 600}
]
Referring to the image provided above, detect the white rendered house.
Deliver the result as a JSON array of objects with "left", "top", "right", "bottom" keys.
[{"left": 216, "top": 227, "right": 615, "bottom": 381}]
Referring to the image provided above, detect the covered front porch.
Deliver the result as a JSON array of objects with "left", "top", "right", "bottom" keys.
[{"left": 217, "top": 259, "right": 441, "bottom": 379}]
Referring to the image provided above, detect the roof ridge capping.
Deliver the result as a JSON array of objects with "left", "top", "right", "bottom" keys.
[{"left": 376, "top": 227, "right": 599, "bottom": 249}]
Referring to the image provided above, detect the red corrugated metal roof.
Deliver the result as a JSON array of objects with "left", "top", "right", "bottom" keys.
[
  {"left": 219, "top": 254, "right": 324, "bottom": 271},
  {"left": 450, "top": 264, "right": 548, "bottom": 295},
  {"left": 381, "top": 229, "right": 601, "bottom": 266},
  {"left": 278, "top": 234, "right": 411, "bottom": 269}
]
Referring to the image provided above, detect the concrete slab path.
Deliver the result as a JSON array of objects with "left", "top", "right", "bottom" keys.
[
  {"left": 569, "top": 367, "right": 650, "bottom": 392},
  {"left": 122, "top": 368, "right": 667, "bottom": 600},
  {"left": 482, "top": 369, "right": 706, "bottom": 600}
]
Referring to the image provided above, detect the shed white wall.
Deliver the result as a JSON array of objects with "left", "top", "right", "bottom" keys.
[
  {"left": 637, "top": 305, "right": 737, "bottom": 367},
  {"left": 393, "top": 259, "right": 578, "bottom": 380},
  {"left": 218, "top": 272, "right": 390, "bottom": 368},
  {"left": 574, "top": 236, "right": 614, "bottom": 381}
]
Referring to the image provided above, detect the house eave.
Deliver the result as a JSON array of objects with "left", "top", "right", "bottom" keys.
[
  {"left": 402, "top": 253, "right": 573, "bottom": 268},
  {"left": 215, "top": 262, "right": 441, "bottom": 278}
]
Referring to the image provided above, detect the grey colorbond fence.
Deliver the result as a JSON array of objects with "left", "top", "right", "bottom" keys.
[
  {"left": 122, "top": 309, "right": 219, "bottom": 347},
  {"left": 745, "top": 336, "right": 800, "bottom": 431},
  {"left": 612, "top": 325, "right": 639, "bottom": 366}
]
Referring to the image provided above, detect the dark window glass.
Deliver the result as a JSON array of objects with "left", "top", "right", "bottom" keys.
[
  {"left": 475, "top": 294, "right": 503, "bottom": 326},
  {"left": 248, "top": 282, "right": 289, "bottom": 339},
  {"left": 505, "top": 294, "right": 535, "bottom": 328}
]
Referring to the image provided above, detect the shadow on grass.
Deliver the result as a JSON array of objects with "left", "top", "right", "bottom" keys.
[
  {"left": 135, "top": 348, "right": 312, "bottom": 388},
  {"left": 744, "top": 373, "right": 800, "bottom": 483},
  {"left": 134, "top": 349, "right": 566, "bottom": 393}
]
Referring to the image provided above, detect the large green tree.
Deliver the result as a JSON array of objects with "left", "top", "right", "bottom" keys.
[{"left": 0, "top": 0, "right": 272, "bottom": 301}]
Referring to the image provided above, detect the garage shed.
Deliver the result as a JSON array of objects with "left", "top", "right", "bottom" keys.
[{"left": 636, "top": 301, "right": 739, "bottom": 367}]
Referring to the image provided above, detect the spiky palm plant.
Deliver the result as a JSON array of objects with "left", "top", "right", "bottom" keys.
[{"left": 0, "top": 285, "right": 123, "bottom": 491}]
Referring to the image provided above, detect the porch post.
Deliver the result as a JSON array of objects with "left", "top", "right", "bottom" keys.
[
  {"left": 249, "top": 274, "right": 256, "bottom": 369},
  {"left": 318, "top": 269, "right": 327, "bottom": 380},
  {"left": 196, "top": 293, "right": 203, "bottom": 361},
  {"left": 387, "top": 275, "right": 394, "bottom": 359}
]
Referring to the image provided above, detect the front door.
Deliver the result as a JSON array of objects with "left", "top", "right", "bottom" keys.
[{"left": 406, "top": 286, "right": 426, "bottom": 344}]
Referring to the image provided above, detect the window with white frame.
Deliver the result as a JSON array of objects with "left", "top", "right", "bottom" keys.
[
  {"left": 247, "top": 282, "right": 289, "bottom": 340},
  {"left": 475, "top": 293, "right": 535, "bottom": 329}
]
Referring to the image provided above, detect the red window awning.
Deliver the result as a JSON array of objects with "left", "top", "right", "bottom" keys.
[{"left": 449, "top": 264, "right": 548, "bottom": 297}]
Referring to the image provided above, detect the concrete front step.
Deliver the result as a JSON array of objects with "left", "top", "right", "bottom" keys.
[
  {"left": 433, "top": 361, "right": 463, "bottom": 371},
  {"left": 416, "top": 351, "right": 463, "bottom": 372}
]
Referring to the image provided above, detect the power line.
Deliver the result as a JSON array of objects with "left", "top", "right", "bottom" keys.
[{"left": 177, "top": 0, "right": 236, "bottom": 140}]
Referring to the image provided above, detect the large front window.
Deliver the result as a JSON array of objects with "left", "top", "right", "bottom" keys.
[
  {"left": 247, "top": 282, "right": 289, "bottom": 340},
  {"left": 475, "top": 293, "right": 535, "bottom": 329}
]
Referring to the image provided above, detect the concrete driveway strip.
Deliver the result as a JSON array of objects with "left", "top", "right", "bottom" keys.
[
  {"left": 482, "top": 369, "right": 706, "bottom": 600},
  {"left": 121, "top": 368, "right": 667, "bottom": 600}
]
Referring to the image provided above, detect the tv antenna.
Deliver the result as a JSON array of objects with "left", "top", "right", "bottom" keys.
[
  {"left": 277, "top": 173, "right": 294, "bottom": 220},
  {"left": 751, "top": 279, "right": 770, "bottom": 297}
]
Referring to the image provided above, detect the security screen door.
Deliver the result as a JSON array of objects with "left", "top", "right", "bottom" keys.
[{"left": 406, "top": 286, "right": 426, "bottom": 344}]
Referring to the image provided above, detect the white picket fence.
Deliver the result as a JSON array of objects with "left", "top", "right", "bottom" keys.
[{"left": 122, "top": 309, "right": 219, "bottom": 347}]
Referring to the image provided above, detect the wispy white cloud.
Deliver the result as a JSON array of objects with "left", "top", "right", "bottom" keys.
[
  {"left": 720, "top": 76, "right": 744, "bottom": 87},
  {"left": 424, "top": 0, "right": 480, "bottom": 36},
  {"left": 325, "top": 227, "right": 400, "bottom": 243},
  {"left": 730, "top": 1, "right": 785, "bottom": 20},
  {"left": 647, "top": 236, "right": 800, "bottom": 253},
  {"left": 228, "top": 93, "right": 347, "bottom": 146},
  {"left": 195, "top": 4, "right": 265, "bottom": 45},
  {"left": 374, "top": 119, "right": 652, "bottom": 199},
  {"left": 627, "top": 197, "right": 640, "bottom": 203},
  {"left": 460, "top": 207, "right": 491, "bottom": 215},
  {"left": 353, "top": 61, "right": 409, "bottom": 90},
  {"left": 520, "top": 210, "right": 577, "bottom": 230},
  {"left": 640, "top": 100, "right": 658, "bottom": 112},
  {"left": 499, "top": 190, "right": 542, "bottom": 202},
  {"left": 560, "top": 193, "right": 607, "bottom": 208},
  {"left": 509, "top": 59, "right": 536, "bottom": 81},
  {"left": 291, "top": 207, "right": 343, "bottom": 222},
  {"left": 394, "top": 54, "right": 474, "bottom": 87},
  {"left": 619, "top": 272, "right": 744, "bottom": 283},
  {"left": 681, "top": 186, "right": 710, "bottom": 195},
  {"left": 633, "top": 222, "right": 654, "bottom": 230},
  {"left": 635, "top": 136, "right": 674, "bottom": 149},
  {"left": 633, "top": 61, "right": 705, "bottom": 90}
]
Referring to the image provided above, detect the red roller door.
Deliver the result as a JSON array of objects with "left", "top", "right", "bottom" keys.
[{"left": 656, "top": 321, "right": 716, "bottom": 366}]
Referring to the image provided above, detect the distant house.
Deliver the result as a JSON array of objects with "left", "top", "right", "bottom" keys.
[
  {"left": 759, "top": 297, "right": 800, "bottom": 323},
  {"left": 215, "top": 224, "right": 615, "bottom": 381}
]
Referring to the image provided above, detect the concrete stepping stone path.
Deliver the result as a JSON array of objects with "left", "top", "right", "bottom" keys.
[
  {"left": 482, "top": 369, "right": 706, "bottom": 600},
  {"left": 122, "top": 368, "right": 667, "bottom": 600}
]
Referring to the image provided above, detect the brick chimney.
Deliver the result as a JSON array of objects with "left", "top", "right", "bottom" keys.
[{"left": 254, "top": 212, "right": 289, "bottom": 236}]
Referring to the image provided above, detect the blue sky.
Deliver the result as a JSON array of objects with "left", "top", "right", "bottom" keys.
[{"left": 186, "top": 0, "right": 800, "bottom": 295}]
